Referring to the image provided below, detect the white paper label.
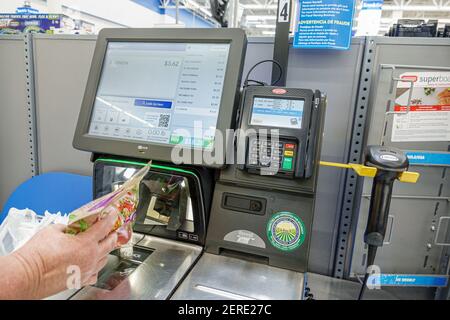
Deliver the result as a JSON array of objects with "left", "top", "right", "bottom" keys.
[{"left": 391, "top": 72, "right": 450, "bottom": 142}]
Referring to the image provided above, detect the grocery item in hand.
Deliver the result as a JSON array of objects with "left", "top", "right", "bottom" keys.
[{"left": 65, "top": 162, "right": 151, "bottom": 246}]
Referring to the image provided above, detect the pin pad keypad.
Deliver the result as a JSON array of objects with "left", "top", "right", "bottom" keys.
[{"left": 246, "top": 136, "right": 298, "bottom": 175}]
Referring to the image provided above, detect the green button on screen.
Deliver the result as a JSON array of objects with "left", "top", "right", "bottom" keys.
[{"left": 282, "top": 157, "right": 293, "bottom": 170}]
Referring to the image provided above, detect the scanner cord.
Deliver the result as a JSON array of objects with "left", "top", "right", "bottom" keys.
[
  {"left": 358, "top": 245, "right": 378, "bottom": 300},
  {"left": 243, "top": 59, "right": 283, "bottom": 87}
]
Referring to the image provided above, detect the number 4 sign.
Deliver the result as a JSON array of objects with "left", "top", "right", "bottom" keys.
[{"left": 278, "top": 0, "right": 291, "bottom": 23}]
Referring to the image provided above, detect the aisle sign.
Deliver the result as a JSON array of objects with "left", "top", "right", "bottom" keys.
[
  {"left": 367, "top": 274, "right": 448, "bottom": 287},
  {"left": 16, "top": 6, "right": 39, "bottom": 14},
  {"left": 278, "top": 0, "right": 291, "bottom": 23},
  {"left": 293, "top": 0, "right": 356, "bottom": 50},
  {"left": 0, "top": 14, "right": 61, "bottom": 34},
  {"left": 355, "top": 0, "right": 384, "bottom": 36}
]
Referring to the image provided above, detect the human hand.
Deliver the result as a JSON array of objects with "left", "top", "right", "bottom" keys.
[{"left": 8, "top": 212, "right": 119, "bottom": 299}]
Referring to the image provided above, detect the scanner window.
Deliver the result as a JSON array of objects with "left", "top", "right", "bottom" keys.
[{"left": 94, "top": 162, "right": 200, "bottom": 237}]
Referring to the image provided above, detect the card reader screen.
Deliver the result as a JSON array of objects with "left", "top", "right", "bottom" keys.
[
  {"left": 88, "top": 42, "right": 231, "bottom": 150},
  {"left": 250, "top": 97, "right": 304, "bottom": 129}
]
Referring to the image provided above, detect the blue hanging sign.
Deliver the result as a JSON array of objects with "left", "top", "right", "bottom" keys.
[
  {"left": 355, "top": 0, "right": 384, "bottom": 36},
  {"left": 368, "top": 274, "right": 448, "bottom": 287},
  {"left": 15, "top": 6, "right": 39, "bottom": 14},
  {"left": 406, "top": 151, "right": 450, "bottom": 166},
  {"left": 293, "top": 0, "right": 356, "bottom": 50}
]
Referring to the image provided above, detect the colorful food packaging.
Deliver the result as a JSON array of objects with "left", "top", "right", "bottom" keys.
[
  {"left": 65, "top": 162, "right": 151, "bottom": 246},
  {"left": 438, "top": 88, "right": 450, "bottom": 105}
]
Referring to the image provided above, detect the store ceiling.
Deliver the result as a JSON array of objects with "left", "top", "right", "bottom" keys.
[{"left": 189, "top": 0, "right": 450, "bottom": 36}]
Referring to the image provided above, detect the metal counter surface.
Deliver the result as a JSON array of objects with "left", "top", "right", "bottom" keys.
[
  {"left": 306, "top": 273, "right": 398, "bottom": 300},
  {"left": 171, "top": 253, "right": 305, "bottom": 300},
  {"left": 47, "top": 233, "right": 202, "bottom": 300}
]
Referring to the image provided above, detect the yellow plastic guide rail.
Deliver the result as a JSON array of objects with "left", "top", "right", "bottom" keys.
[
  {"left": 398, "top": 171, "right": 420, "bottom": 183},
  {"left": 319, "top": 161, "right": 420, "bottom": 183}
]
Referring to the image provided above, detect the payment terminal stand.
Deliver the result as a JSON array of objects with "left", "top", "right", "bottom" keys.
[{"left": 172, "top": 86, "right": 326, "bottom": 299}]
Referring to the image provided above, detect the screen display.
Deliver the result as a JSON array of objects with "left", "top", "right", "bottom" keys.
[
  {"left": 88, "top": 42, "right": 231, "bottom": 149},
  {"left": 250, "top": 97, "right": 304, "bottom": 129}
]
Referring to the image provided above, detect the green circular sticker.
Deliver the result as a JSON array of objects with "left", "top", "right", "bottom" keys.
[{"left": 267, "top": 212, "right": 306, "bottom": 251}]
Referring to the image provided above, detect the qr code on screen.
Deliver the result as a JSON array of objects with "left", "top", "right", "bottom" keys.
[{"left": 158, "top": 114, "right": 170, "bottom": 128}]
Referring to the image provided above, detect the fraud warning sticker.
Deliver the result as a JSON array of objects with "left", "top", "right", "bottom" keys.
[
  {"left": 267, "top": 212, "right": 306, "bottom": 251},
  {"left": 391, "top": 71, "right": 450, "bottom": 142}
]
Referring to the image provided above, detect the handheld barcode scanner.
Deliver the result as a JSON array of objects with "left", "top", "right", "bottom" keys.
[
  {"left": 363, "top": 146, "right": 409, "bottom": 246},
  {"left": 359, "top": 146, "right": 410, "bottom": 299},
  {"left": 320, "top": 146, "right": 419, "bottom": 300}
]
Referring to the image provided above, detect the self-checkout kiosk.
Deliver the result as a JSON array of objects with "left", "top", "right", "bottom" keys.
[
  {"left": 68, "top": 28, "right": 326, "bottom": 300},
  {"left": 172, "top": 86, "right": 325, "bottom": 300}
]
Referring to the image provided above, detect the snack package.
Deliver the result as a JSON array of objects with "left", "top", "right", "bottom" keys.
[{"left": 65, "top": 162, "right": 151, "bottom": 246}]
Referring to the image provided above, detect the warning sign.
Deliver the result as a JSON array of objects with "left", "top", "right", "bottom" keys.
[{"left": 391, "top": 72, "right": 450, "bottom": 142}]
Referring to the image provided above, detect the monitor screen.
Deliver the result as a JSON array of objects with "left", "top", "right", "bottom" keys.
[
  {"left": 88, "top": 42, "right": 231, "bottom": 150},
  {"left": 250, "top": 97, "right": 304, "bottom": 129}
]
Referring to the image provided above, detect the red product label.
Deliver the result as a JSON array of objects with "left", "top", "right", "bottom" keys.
[
  {"left": 394, "top": 105, "right": 450, "bottom": 112},
  {"left": 272, "top": 88, "right": 287, "bottom": 95},
  {"left": 400, "top": 75, "right": 418, "bottom": 82}
]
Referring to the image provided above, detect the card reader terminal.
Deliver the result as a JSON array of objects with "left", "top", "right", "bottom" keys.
[
  {"left": 247, "top": 136, "right": 298, "bottom": 173},
  {"left": 239, "top": 86, "right": 321, "bottom": 179}
]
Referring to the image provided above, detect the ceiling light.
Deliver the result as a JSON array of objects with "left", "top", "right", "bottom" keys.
[
  {"left": 245, "top": 15, "right": 277, "bottom": 21},
  {"left": 254, "top": 24, "right": 276, "bottom": 28}
]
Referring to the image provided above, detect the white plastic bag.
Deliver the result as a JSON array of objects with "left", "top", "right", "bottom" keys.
[{"left": 0, "top": 208, "right": 68, "bottom": 256}]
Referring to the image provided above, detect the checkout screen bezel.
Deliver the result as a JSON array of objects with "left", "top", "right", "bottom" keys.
[{"left": 73, "top": 28, "right": 246, "bottom": 168}]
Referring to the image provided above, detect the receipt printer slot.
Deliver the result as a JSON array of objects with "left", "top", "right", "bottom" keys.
[{"left": 222, "top": 193, "right": 266, "bottom": 215}]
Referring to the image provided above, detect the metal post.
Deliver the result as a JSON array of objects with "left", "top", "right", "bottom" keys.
[
  {"left": 333, "top": 37, "right": 376, "bottom": 279},
  {"left": 228, "top": 0, "right": 239, "bottom": 28},
  {"left": 233, "top": 0, "right": 239, "bottom": 28},
  {"left": 272, "top": 0, "right": 292, "bottom": 86},
  {"left": 23, "top": 33, "right": 39, "bottom": 176},
  {"left": 176, "top": 0, "right": 179, "bottom": 24}
]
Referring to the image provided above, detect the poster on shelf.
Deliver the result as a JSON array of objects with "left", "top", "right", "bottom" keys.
[
  {"left": 391, "top": 72, "right": 450, "bottom": 142},
  {"left": 293, "top": 0, "right": 355, "bottom": 50}
]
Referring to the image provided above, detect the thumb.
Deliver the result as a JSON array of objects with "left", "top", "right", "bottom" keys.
[
  {"left": 82, "top": 212, "right": 119, "bottom": 242},
  {"left": 50, "top": 223, "right": 67, "bottom": 232}
]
